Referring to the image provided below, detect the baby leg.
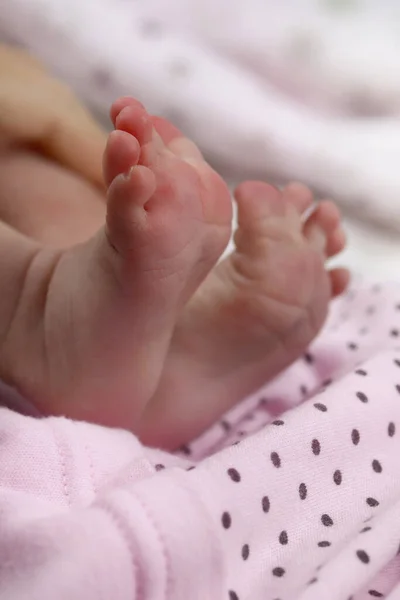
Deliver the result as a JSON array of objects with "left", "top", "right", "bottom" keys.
[{"left": 0, "top": 146, "right": 105, "bottom": 246}]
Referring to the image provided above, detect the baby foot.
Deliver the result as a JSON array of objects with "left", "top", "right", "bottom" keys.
[
  {"left": 0, "top": 98, "right": 232, "bottom": 427},
  {"left": 140, "top": 180, "right": 348, "bottom": 447}
]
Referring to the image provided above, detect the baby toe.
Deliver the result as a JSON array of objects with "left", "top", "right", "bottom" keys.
[
  {"left": 115, "top": 103, "right": 154, "bottom": 147},
  {"left": 282, "top": 182, "right": 315, "bottom": 215},
  {"left": 326, "top": 227, "right": 347, "bottom": 258},
  {"left": 110, "top": 97, "right": 145, "bottom": 128},
  {"left": 303, "top": 200, "right": 344, "bottom": 256},
  {"left": 103, "top": 130, "right": 141, "bottom": 187},
  {"left": 234, "top": 181, "right": 284, "bottom": 228},
  {"left": 329, "top": 267, "right": 350, "bottom": 296},
  {"left": 152, "top": 116, "right": 203, "bottom": 162}
]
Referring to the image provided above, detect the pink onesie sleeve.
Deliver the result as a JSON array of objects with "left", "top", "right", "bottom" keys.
[
  {"left": 0, "top": 473, "right": 223, "bottom": 600},
  {"left": 0, "top": 407, "right": 222, "bottom": 600}
]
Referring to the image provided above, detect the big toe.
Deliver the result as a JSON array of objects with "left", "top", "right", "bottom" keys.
[
  {"left": 111, "top": 97, "right": 168, "bottom": 168},
  {"left": 106, "top": 164, "right": 156, "bottom": 254},
  {"left": 115, "top": 103, "right": 154, "bottom": 149},
  {"left": 110, "top": 97, "right": 145, "bottom": 128},
  {"left": 234, "top": 181, "right": 285, "bottom": 231},
  {"left": 103, "top": 116, "right": 158, "bottom": 252},
  {"left": 103, "top": 129, "right": 141, "bottom": 187}
]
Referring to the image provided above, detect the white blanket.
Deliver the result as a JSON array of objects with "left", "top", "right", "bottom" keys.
[{"left": 2, "top": 0, "right": 400, "bottom": 274}]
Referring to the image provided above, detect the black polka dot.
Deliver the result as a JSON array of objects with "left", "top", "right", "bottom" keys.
[
  {"left": 351, "top": 429, "right": 360, "bottom": 445},
  {"left": 394, "top": 358, "right": 400, "bottom": 367},
  {"left": 356, "top": 549, "right": 370, "bottom": 564},
  {"left": 241, "top": 544, "right": 250, "bottom": 560},
  {"left": 391, "top": 329, "right": 399, "bottom": 337},
  {"left": 258, "top": 397, "right": 268, "bottom": 407},
  {"left": 396, "top": 384, "right": 400, "bottom": 394},
  {"left": 279, "top": 530, "right": 288, "bottom": 545},
  {"left": 222, "top": 512, "right": 232, "bottom": 529},
  {"left": 360, "top": 526, "right": 372, "bottom": 533},
  {"left": 333, "top": 470, "right": 342, "bottom": 485},
  {"left": 272, "top": 419, "right": 285, "bottom": 426},
  {"left": 155, "top": 464, "right": 165, "bottom": 471},
  {"left": 304, "top": 352, "right": 314, "bottom": 364},
  {"left": 299, "top": 483, "right": 307, "bottom": 500},
  {"left": 356, "top": 391, "right": 368, "bottom": 403},
  {"left": 321, "top": 514, "right": 334, "bottom": 527},
  {"left": 271, "top": 452, "right": 281, "bottom": 468},
  {"left": 227, "top": 468, "right": 241, "bottom": 482},
  {"left": 348, "top": 342, "right": 358, "bottom": 350},
  {"left": 355, "top": 369, "right": 367, "bottom": 376},
  {"left": 372, "top": 460, "right": 382, "bottom": 473},
  {"left": 308, "top": 577, "right": 318, "bottom": 585},
  {"left": 318, "top": 541, "right": 331, "bottom": 547},
  {"left": 229, "top": 591, "right": 239, "bottom": 600},
  {"left": 221, "top": 420, "right": 231, "bottom": 432},
  {"left": 179, "top": 445, "right": 191, "bottom": 455},
  {"left": 262, "top": 496, "right": 270, "bottom": 513},
  {"left": 368, "top": 590, "right": 383, "bottom": 597},
  {"left": 186, "top": 466, "right": 196, "bottom": 471},
  {"left": 314, "top": 403, "right": 328, "bottom": 412},
  {"left": 300, "top": 385, "right": 308, "bottom": 396},
  {"left": 312, "top": 439, "right": 321, "bottom": 455},
  {"left": 388, "top": 422, "right": 396, "bottom": 437},
  {"left": 272, "top": 567, "right": 285, "bottom": 578},
  {"left": 366, "top": 497, "right": 380, "bottom": 507}
]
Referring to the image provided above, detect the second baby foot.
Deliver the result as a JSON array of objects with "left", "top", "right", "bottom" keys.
[
  {"left": 140, "top": 181, "right": 349, "bottom": 447},
  {"left": 0, "top": 98, "right": 232, "bottom": 427}
]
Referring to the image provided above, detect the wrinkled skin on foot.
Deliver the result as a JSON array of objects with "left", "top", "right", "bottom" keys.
[
  {"left": 0, "top": 98, "right": 232, "bottom": 430},
  {"left": 139, "top": 181, "right": 349, "bottom": 448}
]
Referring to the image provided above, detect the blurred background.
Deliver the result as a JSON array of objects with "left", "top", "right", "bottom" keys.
[{"left": 2, "top": 0, "right": 400, "bottom": 279}]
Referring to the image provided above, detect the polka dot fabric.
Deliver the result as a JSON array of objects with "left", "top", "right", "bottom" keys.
[
  {"left": 2, "top": 280, "right": 400, "bottom": 600},
  {"left": 167, "top": 282, "right": 400, "bottom": 599}
]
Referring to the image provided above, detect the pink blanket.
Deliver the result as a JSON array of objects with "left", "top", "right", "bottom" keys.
[{"left": 2, "top": 280, "right": 400, "bottom": 600}]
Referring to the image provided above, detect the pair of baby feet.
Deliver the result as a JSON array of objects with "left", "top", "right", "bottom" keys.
[{"left": 0, "top": 97, "right": 348, "bottom": 448}]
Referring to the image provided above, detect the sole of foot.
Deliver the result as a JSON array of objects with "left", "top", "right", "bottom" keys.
[
  {"left": 0, "top": 97, "right": 232, "bottom": 429},
  {"left": 140, "top": 180, "right": 349, "bottom": 448}
]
